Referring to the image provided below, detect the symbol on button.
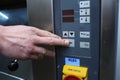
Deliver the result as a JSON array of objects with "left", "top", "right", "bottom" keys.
[
  {"left": 69, "top": 31, "right": 75, "bottom": 37},
  {"left": 63, "top": 31, "right": 68, "bottom": 37}
]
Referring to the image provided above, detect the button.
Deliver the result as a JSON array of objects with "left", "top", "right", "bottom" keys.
[
  {"left": 80, "top": 42, "right": 90, "bottom": 48},
  {"left": 69, "top": 31, "right": 75, "bottom": 37},
  {"left": 64, "top": 75, "right": 81, "bottom": 80},
  {"left": 68, "top": 39, "right": 75, "bottom": 47},
  {"left": 80, "top": 31, "right": 90, "bottom": 38},
  {"left": 80, "top": 17, "right": 90, "bottom": 23},
  {"left": 63, "top": 31, "right": 69, "bottom": 37},
  {"left": 80, "top": 9, "right": 90, "bottom": 15},
  {"left": 79, "top": 1, "right": 90, "bottom": 8}
]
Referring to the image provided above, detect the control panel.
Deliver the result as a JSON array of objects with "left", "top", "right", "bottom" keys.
[{"left": 54, "top": 0, "right": 100, "bottom": 80}]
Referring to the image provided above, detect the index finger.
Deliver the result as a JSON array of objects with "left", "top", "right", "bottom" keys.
[{"left": 33, "top": 36, "right": 69, "bottom": 46}]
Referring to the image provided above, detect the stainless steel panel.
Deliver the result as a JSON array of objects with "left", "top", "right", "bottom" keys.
[
  {"left": 27, "top": 0, "right": 53, "bottom": 31},
  {"left": 100, "top": 0, "right": 117, "bottom": 80},
  {"left": 27, "top": 0, "right": 55, "bottom": 80},
  {"left": 0, "top": 56, "right": 33, "bottom": 80},
  {"left": 115, "top": 0, "right": 120, "bottom": 79}
]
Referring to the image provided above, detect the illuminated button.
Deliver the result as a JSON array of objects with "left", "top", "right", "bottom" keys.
[
  {"left": 68, "top": 39, "right": 75, "bottom": 47},
  {"left": 80, "top": 9, "right": 90, "bottom": 15},
  {"left": 69, "top": 31, "right": 75, "bottom": 37},
  {"left": 80, "top": 31, "right": 90, "bottom": 38},
  {"left": 79, "top": 1, "right": 90, "bottom": 8},
  {"left": 63, "top": 31, "right": 69, "bottom": 37},
  {"left": 64, "top": 75, "right": 81, "bottom": 80},
  {"left": 80, "top": 17, "right": 90, "bottom": 23},
  {"left": 80, "top": 42, "right": 90, "bottom": 48}
]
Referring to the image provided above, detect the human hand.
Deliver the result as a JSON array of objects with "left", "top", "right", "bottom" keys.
[{"left": 0, "top": 25, "right": 69, "bottom": 60}]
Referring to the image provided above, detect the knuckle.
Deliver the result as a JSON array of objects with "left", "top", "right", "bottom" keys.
[
  {"left": 25, "top": 45, "right": 34, "bottom": 53},
  {"left": 21, "top": 54, "right": 29, "bottom": 60},
  {"left": 48, "top": 38, "right": 55, "bottom": 45},
  {"left": 29, "top": 27, "right": 36, "bottom": 32}
]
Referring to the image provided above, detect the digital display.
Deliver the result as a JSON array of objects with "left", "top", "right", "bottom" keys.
[
  {"left": 62, "top": 17, "right": 74, "bottom": 22},
  {"left": 62, "top": 10, "right": 74, "bottom": 15}
]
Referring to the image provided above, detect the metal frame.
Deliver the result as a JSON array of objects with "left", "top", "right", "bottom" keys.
[{"left": 100, "top": 0, "right": 118, "bottom": 80}]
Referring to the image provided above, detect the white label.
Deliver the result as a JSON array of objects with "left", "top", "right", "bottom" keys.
[
  {"left": 69, "top": 31, "right": 75, "bottom": 37},
  {"left": 65, "top": 58, "right": 80, "bottom": 66},
  {"left": 63, "top": 31, "right": 68, "bottom": 37},
  {"left": 79, "top": 1, "right": 90, "bottom": 8},
  {"left": 80, "top": 42, "right": 90, "bottom": 48},
  {"left": 80, "top": 31, "right": 90, "bottom": 38},
  {"left": 80, "top": 9, "right": 90, "bottom": 15},
  {"left": 80, "top": 17, "right": 90, "bottom": 23},
  {"left": 68, "top": 39, "right": 75, "bottom": 47}
]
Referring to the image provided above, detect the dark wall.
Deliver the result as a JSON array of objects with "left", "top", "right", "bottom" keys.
[{"left": 0, "top": 0, "right": 26, "bottom": 9}]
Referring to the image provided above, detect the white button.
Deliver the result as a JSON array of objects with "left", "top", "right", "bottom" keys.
[
  {"left": 63, "top": 31, "right": 68, "bottom": 37},
  {"left": 80, "top": 42, "right": 90, "bottom": 48},
  {"left": 80, "top": 31, "right": 90, "bottom": 38},
  {"left": 68, "top": 39, "right": 75, "bottom": 47},
  {"left": 79, "top": 1, "right": 90, "bottom": 8},
  {"left": 69, "top": 31, "right": 75, "bottom": 37},
  {"left": 80, "top": 9, "right": 90, "bottom": 15},
  {"left": 80, "top": 17, "right": 90, "bottom": 23}
]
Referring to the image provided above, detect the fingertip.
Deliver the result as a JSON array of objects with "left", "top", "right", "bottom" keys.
[{"left": 64, "top": 39, "right": 70, "bottom": 46}]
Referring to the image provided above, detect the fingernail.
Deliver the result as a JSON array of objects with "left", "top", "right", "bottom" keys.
[{"left": 64, "top": 40, "right": 69, "bottom": 45}]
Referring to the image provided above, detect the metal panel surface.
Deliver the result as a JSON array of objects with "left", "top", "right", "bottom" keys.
[
  {"left": 115, "top": 0, "right": 120, "bottom": 79},
  {"left": 100, "top": 0, "right": 117, "bottom": 80},
  {"left": 27, "top": 0, "right": 53, "bottom": 31},
  {"left": 27, "top": 0, "right": 55, "bottom": 80}
]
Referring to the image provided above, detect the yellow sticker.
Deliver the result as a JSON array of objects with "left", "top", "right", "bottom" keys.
[{"left": 62, "top": 65, "right": 88, "bottom": 78}]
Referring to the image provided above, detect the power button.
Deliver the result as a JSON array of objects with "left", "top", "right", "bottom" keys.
[{"left": 64, "top": 75, "right": 82, "bottom": 80}]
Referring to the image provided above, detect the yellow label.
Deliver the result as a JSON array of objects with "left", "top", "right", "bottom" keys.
[{"left": 62, "top": 65, "right": 88, "bottom": 78}]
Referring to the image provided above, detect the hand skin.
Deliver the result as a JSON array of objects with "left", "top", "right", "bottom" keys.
[{"left": 0, "top": 25, "right": 69, "bottom": 60}]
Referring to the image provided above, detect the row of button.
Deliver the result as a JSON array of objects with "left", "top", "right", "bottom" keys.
[
  {"left": 68, "top": 39, "right": 90, "bottom": 48},
  {"left": 79, "top": 0, "right": 90, "bottom": 24},
  {"left": 63, "top": 31, "right": 90, "bottom": 38}
]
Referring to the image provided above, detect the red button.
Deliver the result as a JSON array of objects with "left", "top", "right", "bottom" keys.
[{"left": 64, "top": 75, "right": 82, "bottom": 80}]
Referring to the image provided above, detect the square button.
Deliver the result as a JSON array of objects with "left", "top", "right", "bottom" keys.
[
  {"left": 80, "top": 42, "right": 90, "bottom": 48},
  {"left": 69, "top": 31, "right": 75, "bottom": 37},
  {"left": 80, "top": 17, "right": 90, "bottom": 23},
  {"left": 68, "top": 39, "right": 75, "bottom": 47},
  {"left": 80, "top": 31, "right": 90, "bottom": 38},
  {"left": 79, "top": 1, "right": 90, "bottom": 8},
  {"left": 63, "top": 31, "right": 68, "bottom": 37},
  {"left": 80, "top": 9, "right": 90, "bottom": 15}
]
